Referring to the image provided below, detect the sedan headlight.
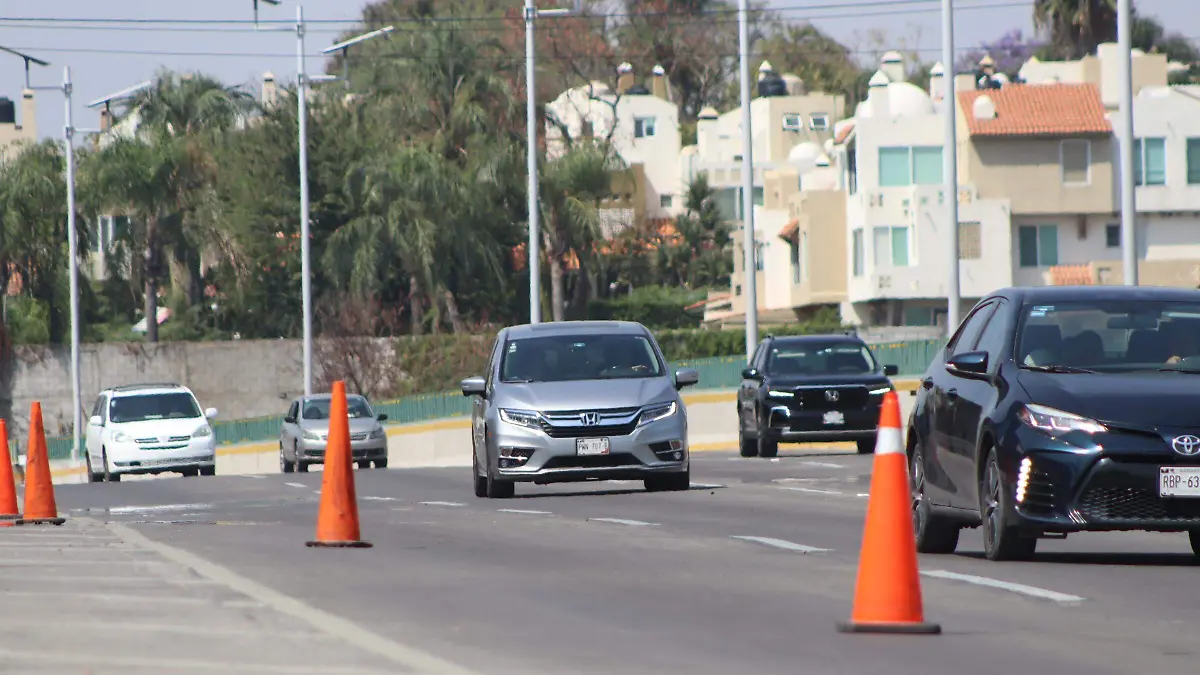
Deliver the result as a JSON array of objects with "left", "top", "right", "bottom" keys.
[
  {"left": 302, "top": 429, "right": 324, "bottom": 441},
  {"left": 638, "top": 401, "right": 678, "bottom": 426},
  {"left": 499, "top": 409, "right": 543, "bottom": 429},
  {"left": 369, "top": 426, "right": 386, "bottom": 440},
  {"left": 1018, "top": 403, "right": 1106, "bottom": 436},
  {"left": 192, "top": 426, "right": 212, "bottom": 438}
]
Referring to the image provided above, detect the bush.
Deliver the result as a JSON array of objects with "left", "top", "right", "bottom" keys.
[{"left": 586, "top": 286, "right": 707, "bottom": 329}]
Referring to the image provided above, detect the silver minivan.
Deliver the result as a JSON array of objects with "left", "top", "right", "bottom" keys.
[{"left": 460, "top": 321, "right": 699, "bottom": 498}]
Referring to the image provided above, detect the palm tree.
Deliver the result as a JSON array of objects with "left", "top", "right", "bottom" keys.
[{"left": 1033, "top": 0, "right": 1117, "bottom": 60}]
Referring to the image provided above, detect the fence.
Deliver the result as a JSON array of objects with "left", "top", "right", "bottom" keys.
[{"left": 26, "top": 338, "right": 943, "bottom": 461}]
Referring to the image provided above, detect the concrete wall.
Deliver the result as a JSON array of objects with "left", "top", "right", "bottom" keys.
[{"left": 1, "top": 339, "right": 311, "bottom": 438}]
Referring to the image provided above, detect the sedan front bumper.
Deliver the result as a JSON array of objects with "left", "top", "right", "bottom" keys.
[{"left": 296, "top": 437, "right": 388, "bottom": 463}]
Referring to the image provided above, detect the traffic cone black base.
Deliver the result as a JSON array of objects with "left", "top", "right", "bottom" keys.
[
  {"left": 15, "top": 517, "right": 65, "bottom": 526},
  {"left": 837, "top": 621, "right": 941, "bottom": 634},
  {"left": 305, "top": 540, "right": 373, "bottom": 548}
]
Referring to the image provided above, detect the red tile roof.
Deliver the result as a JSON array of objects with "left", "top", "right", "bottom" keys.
[
  {"left": 1048, "top": 264, "right": 1095, "bottom": 286},
  {"left": 958, "top": 83, "right": 1111, "bottom": 138}
]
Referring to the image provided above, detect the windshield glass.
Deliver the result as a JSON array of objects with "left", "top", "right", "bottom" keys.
[
  {"left": 500, "top": 333, "right": 664, "bottom": 383},
  {"left": 109, "top": 393, "right": 201, "bottom": 423},
  {"left": 301, "top": 396, "right": 374, "bottom": 420},
  {"left": 766, "top": 341, "right": 878, "bottom": 376},
  {"left": 1017, "top": 300, "right": 1200, "bottom": 371}
]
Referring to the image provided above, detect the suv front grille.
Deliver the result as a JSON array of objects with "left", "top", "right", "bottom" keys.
[
  {"left": 793, "top": 386, "right": 869, "bottom": 411},
  {"left": 539, "top": 406, "right": 642, "bottom": 439}
]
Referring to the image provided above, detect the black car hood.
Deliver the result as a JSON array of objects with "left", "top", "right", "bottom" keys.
[
  {"left": 766, "top": 373, "right": 890, "bottom": 388},
  {"left": 1017, "top": 370, "right": 1200, "bottom": 428}
]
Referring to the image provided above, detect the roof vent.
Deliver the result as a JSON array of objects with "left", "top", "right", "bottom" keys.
[
  {"left": 868, "top": 70, "right": 890, "bottom": 88},
  {"left": 973, "top": 95, "right": 997, "bottom": 120}
]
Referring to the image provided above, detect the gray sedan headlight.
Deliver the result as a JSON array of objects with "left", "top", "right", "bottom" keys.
[
  {"left": 369, "top": 426, "right": 386, "bottom": 440},
  {"left": 638, "top": 401, "right": 678, "bottom": 426},
  {"left": 499, "top": 409, "right": 543, "bottom": 429},
  {"left": 302, "top": 429, "right": 324, "bottom": 441}
]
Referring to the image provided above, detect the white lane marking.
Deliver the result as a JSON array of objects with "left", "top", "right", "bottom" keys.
[
  {"left": 856, "top": 493, "right": 870, "bottom": 498},
  {"left": 361, "top": 496, "right": 397, "bottom": 502},
  {"left": 497, "top": 509, "right": 552, "bottom": 515},
  {"left": 801, "top": 461, "right": 845, "bottom": 469},
  {"left": 284, "top": 482, "right": 306, "bottom": 488},
  {"left": 244, "top": 475, "right": 266, "bottom": 480},
  {"left": 420, "top": 501, "right": 464, "bottom": 507},
  {"left": 588, "top": 517, "right": 657, "bottom": 527},
  {"left": 780, "top": 486, "right": 844, "bottom": 495},
  {"left": 921, "top": 570, "right": 1086, "bottom": 604},
  {"left": 105, "top": 519, "right": 478, "bottom": 674},
  {"left": 730, "top": 536, "right": 831, "bottom": 553},
  {"left": 105, "top": 503, "right": 211, "bottom": 515},
  {"left": 690, "top": 483, "right": 724, "bottom": 489},
  {"left": 2, "top": 590, "right": 209, "bottom": 605}
]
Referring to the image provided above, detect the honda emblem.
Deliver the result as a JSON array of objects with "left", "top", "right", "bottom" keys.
[{"left": 580, "top": 412, "right": 601, "bottom": 426}]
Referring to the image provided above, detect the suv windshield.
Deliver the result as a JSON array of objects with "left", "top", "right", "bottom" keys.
[
  {"left": 766, "top": 340, "right": 878, "bottom": 376},
  {"left": 1017, "top": 300, "right": 1200, "bottom": 371},
  {"left": 500, "top": 333, "right": 664, "bottom": 383},
  {"left": 301, "top": 396, "right": 374, "bottom": 420},
  {"left": 109, "top": 393, "right": 201, "bottom": 423}
]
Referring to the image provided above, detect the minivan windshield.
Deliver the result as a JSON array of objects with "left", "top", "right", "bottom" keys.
[
  {"left": 500, "top": 333, "right": 664, "bottom": 383},
  {"left": 301, "top": 396, "right": 374, "bottom": 420},
  {"left": 766, "top": 340, "right": 878, "bottom": 376},
  {"left": 1017, "top": 300, "right": 1200, "bottom": 372},
  {"left": 109, "top": 393, "right": 201, "bottom": 423}
]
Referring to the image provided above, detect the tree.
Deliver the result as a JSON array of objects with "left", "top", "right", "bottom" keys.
[
  {"left": 757, "top": 23, "right": 864, "bottom": 115},
  {"left": 1033, "top": 0, "right": 1117, "bottom": 60},
  {"left": 957, "top": 29, "right": 1039, "bottom": 79},
  {"left": 656, "top": 174, "right": 731, "bottom": 289}
]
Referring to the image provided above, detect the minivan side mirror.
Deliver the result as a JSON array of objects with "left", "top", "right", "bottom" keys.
[
  {"left": 946, "top": 351, "right": 990, "bottom": 379},
  {"left": 460, "top": 376, "right": 487, "bottom": 397},
  {"left": 204, "top": 407, "right": 219, "bottom": 420},
  {"left": 88, "top": 415, "right": 103, "bottom": 427},
  {"left": 883, "top": 364, "right": 899, "bottom": 377},
  {"left": 674, "top": 368, "right": 699, "bottom": 390},
  {"left": 741, "top": 367, "right": 761, "bottom": 380}
]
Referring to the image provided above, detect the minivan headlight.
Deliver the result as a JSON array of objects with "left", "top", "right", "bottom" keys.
[
  {"left": 111, "top": 431, "right": 131, "bottom": 443},
  {"left": 192, "top": 426, "right": 212, "bottom": 438},
  {"left": 1018, "top": 403, "right": 1106, "bottom": 436},
  {"left": 499, "top": 409, "right": 543, "bottom": 429},
  {"left": 638, "top": 401, "right": 677, "bottom": 426}
]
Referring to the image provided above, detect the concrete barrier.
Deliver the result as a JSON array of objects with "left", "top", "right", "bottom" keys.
[{"left": 42, "top": 380, "right": 920, "bottom": 484}]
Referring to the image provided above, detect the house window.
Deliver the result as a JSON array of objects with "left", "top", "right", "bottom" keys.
[
  {"left": 790, "top": 238, "right": 801, "bottom": 283},
  {"left": 809, "top": 113, "right": 829, "bottom": 131},
  {"left": 660, "top": 194, "right": 672, "bottom": 208},
  {"left": 1133, "top": 138, "right": 1166, "bottom": 186},
  {"left": 852, "top": 228, "right": 864, "bottom": 277},
  {"left": 1187, "top": 139, "right": 1200, "bottom": 184},
  {"left": 878, "top": 146, "right": 942, "bottom": 186},
  {"left": 1060, "top": 140, "right": 1090, "bottom": 185},
  {"left": 958, "top": 222, "right": 981, "bottom": 260},
  {"left": 634, "top": 117, "right": 656, "bottom": 138},
  {"left": 782, "top": 113, "right": 803, "bottom": 131},
  {"left": 873, "top": 225, "right": 910, "bottom": 267},
  {"left": 1105, "top": 223, "right": 1120, "bottom": 248},
  {"left": 847, "top": 144, "right": 858, "bottom": 195},
  {"left": 1018, "top": 225, "right": 1059, "bottom": 267}
]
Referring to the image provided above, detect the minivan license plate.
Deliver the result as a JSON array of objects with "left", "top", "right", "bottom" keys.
[
  {"left": 1159, "top": 466, "right": 1200, "bottom": 497},
  {"left": 577, "top": 437, "right": 610, "bottom": 456}
]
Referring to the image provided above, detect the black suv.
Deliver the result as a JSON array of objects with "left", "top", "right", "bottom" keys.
[
  {"left": 909, "top": 286, "right": 1200, "bottom": 561},
  {"left": 737, "top": 333, "right": 899, "bottom": 458}
]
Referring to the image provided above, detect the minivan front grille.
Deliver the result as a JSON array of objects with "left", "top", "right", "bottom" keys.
[{"left": 539, "top": 406, "right": 642, "bottom": 439}]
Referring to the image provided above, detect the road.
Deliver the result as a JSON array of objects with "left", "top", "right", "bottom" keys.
[{"left": 10, "top": 446, "right": 1200, "bottom": 674}]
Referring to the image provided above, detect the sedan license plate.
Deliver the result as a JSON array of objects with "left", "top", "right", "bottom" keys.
[
  {"left": 577, "top": 437, "right": 610, "bottom": 456},
  {"left": 822, "top": 411, "right": 845, "bottom": 426},
  {"left": 1159, "top": 467, "right": 1200, "bottom": 497}
]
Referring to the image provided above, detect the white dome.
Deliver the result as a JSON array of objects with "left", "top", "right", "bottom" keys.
[
  {"left": 787, "top": 141, "right": 822, "bottom": 172},
  {"left": 858, "top": 81, "right": 935, "bottom": 118}
]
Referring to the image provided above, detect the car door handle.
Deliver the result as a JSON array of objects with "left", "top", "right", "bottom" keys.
[
  {"left": 946, "top": 388, "right": 959, "bottom": 400},
  {"left": 921, "top": 377, "right": 933, "bottom": 389}
]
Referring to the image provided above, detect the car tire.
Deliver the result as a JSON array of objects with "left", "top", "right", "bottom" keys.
[
  {"left": 485, "top": 452, "right": 515, "bottom": 499},
  {"left": 472, "top": 451, "right": 488, "bottom": 498},
  {"left": 101, "top": 448, "right": 119, "bottom": 482},
  {"left": 280, "top": 446, "right": 295, "bottom": 473},
  {"left": 1188, "top": 530, "right": 1200, "bottom": 557},
  {"left": 86, "top": 453, "right": 103, "bottom": 483},
  {"left": 911, "top": 443, "right": 959, "bottom": 554},
  {"left": 200, "top": 465, "right": 216, "bottom": 477},
  {"left": 980, "top": 447, "right": 1036, "bottom": 561},
  {"left": 755, "top": 409, "right": 779, "bottom": 459},
  {"left": 857, "top": 437, "right": 877, "bottom": 455},
  {"left": 738, "top": 427, "right": 758, "bottom": 458},
  {"left": 357, "top": 460, "right": 370, "bottom": 470},
  {"left": 180, "top": 468, "right": 199, "bottom": 478},
  {"left": 646, "top": 470, "right": 690, "bottom": 492},
  {"left": 374, "top": 458, "right": 388, "bottom": 469}
]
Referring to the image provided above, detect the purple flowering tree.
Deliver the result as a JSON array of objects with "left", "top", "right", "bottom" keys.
[{"left": 955, "top": 29, "right": 1040, "bottom": 78}]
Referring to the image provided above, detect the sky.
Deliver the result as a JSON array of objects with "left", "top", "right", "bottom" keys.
[{"left": 0, "top": 0, "right": 1192, "bottom": 140}]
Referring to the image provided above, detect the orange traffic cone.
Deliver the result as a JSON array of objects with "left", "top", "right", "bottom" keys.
[
  {"left": 837, "top": 391, "right": 939, "bottom": 634},
  {"left": 17, "top": 402, "right": 65, "bottom": 526},
  {"left": 306, "top": 381, "right": 371, "bottom": 548},
  {"left": 0, "top": 420, "right": 20, "bottom": 521}
]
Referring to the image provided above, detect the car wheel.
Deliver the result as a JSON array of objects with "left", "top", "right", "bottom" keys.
[
  {"left": 373, "top": 458, "right": 388, "bottom": 469},
  {"left": 857, "top": 437, "right": 877, "bottom": 455},
  {"left": 1188, "top": 531, "right": 1200, "bottom": 557},
  {"left": 101, "top": 448, "right": 119, "bottom": 482},
  {"left": 485, "top": 453, "right": 515, "bottom": 499},
  {"left": 646, "top": 470, "right": 690, "bottom": 492},
  {"left": 280, "top": 445, "right": 295, "bottom": 473},
  {"left": 295, "top": 442, "right": 308, "bottom": 472},
  {"left": 980, "top": 448, "right": 1036, "bottom": 561},
  {"left": 200, "top": 465, "right": 216, "bottom": 477},
  {"left": 180, "top": 468, "right": 199, "bottom": 478},
  {"left": 356, "top": 460, "right": 370, "bottom": 470},
  {"left": 911, "top": 443, "right": 959, "bottom": 554},
  {"left": 756, "top": 410, "right": 779, "bottom": 459},
  {"left": 738, "top": 423, "right": 758, "bottom": 458},
  {"left": 472, "top": 450, "right": 488, "bottom": 498}
]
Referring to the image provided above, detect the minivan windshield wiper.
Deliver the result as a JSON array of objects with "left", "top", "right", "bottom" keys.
[
  {"left": 1157, "top": 367, "right": 1200, "bottom": 374},
  {"left": 1019, "top": 364, "right": 1097, "bottom": 374}
]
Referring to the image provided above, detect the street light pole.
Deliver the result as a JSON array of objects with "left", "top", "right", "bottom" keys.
[
  {"left": 1117, "top": 0, "right": 1138, "bottom": 285},
  {"left": 941, "top": 0, "right": 961, "bottom": 333},
  {"left": 323, "top": 25, "right": 395, "bottom": 91},
  {"left": 295, "top": 5, "right": 315, "bottom": 396},
  {"left": 737, "top": 0, "right": 758, "bottom": 362},
  {"left": 62, "top": 66, "right": 83, "bottom": 464}
]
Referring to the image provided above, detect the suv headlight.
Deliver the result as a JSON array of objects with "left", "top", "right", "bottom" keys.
[
  {"left": 638, "top": 401, "right": 678, "bottom": 426},
  {"left": 1018, "top": 403, "right": 1106, "bottom": 436},
  {"left": 499, "top": 409, "right": 543, "bottom": 430},
  {"left": 192, "top": 426, "right": 212, "bottom": 438}
]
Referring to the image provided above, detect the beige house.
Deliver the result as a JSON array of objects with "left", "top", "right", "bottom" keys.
[{"left": 0, "top": 90, "right": 37, "bottom": 161}]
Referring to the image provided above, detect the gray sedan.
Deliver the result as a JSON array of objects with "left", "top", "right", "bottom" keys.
[
  {"left": 461, "top": 320, "right": 698, "bottom": 498},
  {"left": 278, "top": 393, "right": 389, "bottom": 473}
]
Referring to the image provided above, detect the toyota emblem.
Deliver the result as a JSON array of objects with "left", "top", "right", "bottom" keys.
[
  {"left": 1172, "top": 435, "right": 1200, "bottom": 456},
  {"left": 580, "top": 412, "right": 601, "bottom": 426},
  {"left": 824, "top": 390, "right": 840, "bottom": 402}
]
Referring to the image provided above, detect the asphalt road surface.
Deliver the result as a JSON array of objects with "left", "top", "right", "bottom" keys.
[{"left": 14, "top": 447, "right": 1200, "bottom": 675}]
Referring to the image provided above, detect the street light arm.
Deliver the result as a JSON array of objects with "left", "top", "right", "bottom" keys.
[
  {"left": 322, "top": 25, "right": 395, "bottom": 54},
  {"left": 0, "top": 45, "right": 50, "bottom": 88},
  {"left": 86, "top": 80, "right": 154, "bottom": 109}
]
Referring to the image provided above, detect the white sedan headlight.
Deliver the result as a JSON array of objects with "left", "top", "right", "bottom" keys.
[
  {"left": 638, "top": 401, "right": 678, "bottom": 426},
  {"left": 1018, "top": 403, "right": 1106, "bottom": 436}
]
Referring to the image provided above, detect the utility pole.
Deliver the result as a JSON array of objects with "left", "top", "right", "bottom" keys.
[
  {"left": 1117, "top": 0, "right": 1138, "bottom": 285},
  {"left": 737, "top": 0, "right": 758, "bottom": 362},
  {"left": 941, "top": 0, "right": 961, "bottom": 333}
]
